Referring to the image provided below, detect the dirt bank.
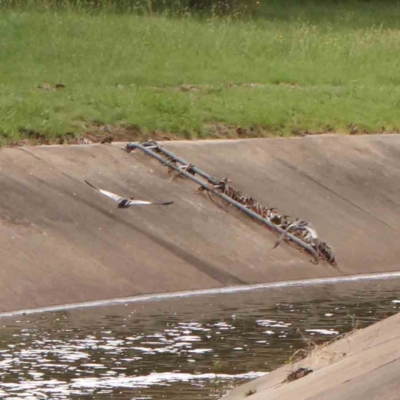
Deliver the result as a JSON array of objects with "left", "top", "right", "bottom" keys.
[{"left": 1, "top": 134, "right": 400, "bottom": 312}]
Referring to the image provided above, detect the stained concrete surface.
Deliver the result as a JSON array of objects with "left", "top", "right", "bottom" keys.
[
  {"left": 1, "top": 135, "right": 400, "bottom": 312},
  {"left": 222, "top": 310, "right": 400, "bottom": 400}
]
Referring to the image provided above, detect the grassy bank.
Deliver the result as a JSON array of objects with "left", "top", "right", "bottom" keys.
[{"left": 2, "top": 1, "right": 400, "bottom": 144}]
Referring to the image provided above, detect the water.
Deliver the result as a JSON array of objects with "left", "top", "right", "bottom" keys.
[{"left": 1, "top": 278, "right": 400, "bottom": 400}]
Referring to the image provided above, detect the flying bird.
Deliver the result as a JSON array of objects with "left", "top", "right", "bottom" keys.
[{"left": 85, "top": 180, "right": 173, "bottom": 208}]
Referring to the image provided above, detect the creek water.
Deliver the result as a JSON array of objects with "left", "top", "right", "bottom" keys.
[{"left": 1, "top": 277, "right": 400, "bottom": 400}]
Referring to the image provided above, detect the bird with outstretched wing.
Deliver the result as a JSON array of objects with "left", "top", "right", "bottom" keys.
[{"left": 85, "top": 180, "right": 173, "bottom": 208}]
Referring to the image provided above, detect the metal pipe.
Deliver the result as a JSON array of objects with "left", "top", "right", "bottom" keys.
[
  {"left": 155, "top": 146, "right": 220, "bottom": 185},
  {"left": 128, "top": 142, "right": 220, "bottom": 185},
  {"left": 127, "top": 142, "right": 319, "bottom": 263}
]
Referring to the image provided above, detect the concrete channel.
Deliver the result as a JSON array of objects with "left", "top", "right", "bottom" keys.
[{"left": 2, "top": 135, "right": 400, "bottom": 399}]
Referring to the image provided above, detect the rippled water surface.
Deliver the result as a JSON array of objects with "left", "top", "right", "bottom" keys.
[{"left": 2, "top": 278, "right": 400, "bottom": 399}]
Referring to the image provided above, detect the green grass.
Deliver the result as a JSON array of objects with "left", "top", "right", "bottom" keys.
[{"left": 2, "top": 1, "right": 400, "bottom": 143}]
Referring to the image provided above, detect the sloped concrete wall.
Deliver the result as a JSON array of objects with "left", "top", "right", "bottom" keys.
[
  {"left": 1, "top": 134, "right": 400, "bottom": 312},
  {"left": 222, "top": 309, "right": 400, "bottom": 400}
]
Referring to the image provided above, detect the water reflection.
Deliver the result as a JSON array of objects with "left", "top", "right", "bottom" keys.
[{"left": 0, "top": 278, "right": 400, "bottom": 399}]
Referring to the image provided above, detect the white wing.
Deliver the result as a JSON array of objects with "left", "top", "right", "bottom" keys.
[
  {"left": 304, "top": 227, "right": 318, "bottom": 240},
  {"left": 127, "top": 200, "right": 173, "bottom": 206},
  {"left": 127, "top": 200, "right": 153, "bottom": 206},
  {"left": 98, "top": 189, "right": 123, "bottom": 203},
  {"left": 85, "top": 181, "right": 123, "bottom": 203}
]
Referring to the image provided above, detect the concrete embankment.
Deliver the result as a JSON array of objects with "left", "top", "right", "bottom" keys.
[
  {"left": 1, "top": 134, "right": 400, "bottom": 312},
  {"left": 222, "top": 311, "right": 400, "bottom": 400}
]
